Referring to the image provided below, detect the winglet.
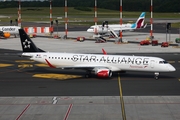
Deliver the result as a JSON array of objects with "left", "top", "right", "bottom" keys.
[{"left": 102, "top": 48, "right": 107, "bottom": 55}]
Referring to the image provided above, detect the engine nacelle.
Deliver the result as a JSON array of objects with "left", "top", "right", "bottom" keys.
[
  {"left": 3, "top": 32, "right": 11, "bottom": 38},
  {"left": 92, "top": 68, "right": 112, "bottom": 78}
]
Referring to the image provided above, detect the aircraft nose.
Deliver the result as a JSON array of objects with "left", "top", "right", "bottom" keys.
[
  {"left": 168, "top": 65, "right": 176, "bottom": 72},
  {"left": 87, "top": 29, "right": 91, "bottom": 32}
]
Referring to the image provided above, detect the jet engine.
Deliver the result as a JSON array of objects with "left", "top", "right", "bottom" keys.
[
  {"left": 92, "top": 68, "right": 112, "bottom": 78},
  {"left": 3, "top": 32, "right": 11, "bottom": 38}
]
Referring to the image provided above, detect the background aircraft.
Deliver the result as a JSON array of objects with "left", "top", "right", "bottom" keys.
[
  {"left": 0, "top": 26, "right": 20, "bottom": 38},
  {"left": 19, "top": 29, "right": 175, "bottom": 80},
  {"left": 87, "top": 12, "right": 146, "bottom": 36}
]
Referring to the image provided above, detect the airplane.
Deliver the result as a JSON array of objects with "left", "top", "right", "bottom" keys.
[
  {"left": 0, "top": 26, "right": 21, "bottom": 38},
  {"left": 18, "top": 29, "right": 175, "bottom": 80},
  {"left": 87, "top": 12, "right": 147, "bottom": 35}
]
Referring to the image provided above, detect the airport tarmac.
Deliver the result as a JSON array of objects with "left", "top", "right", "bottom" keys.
[
  {"left": 0, "top": 31, "right": 180, "bottom": 120},
  {"left": 0, "top": 31, "right": 180, "bottom": 54}
]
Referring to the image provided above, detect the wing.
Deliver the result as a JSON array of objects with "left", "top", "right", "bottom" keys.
[
  {"left": 45, "top": 59, "right": 121, "bottom": 71},
  {"left": 55, "top": 64, "right": 121, "bottom": 72},
  {"left": 56, "top": 64, "right": 108, "bottom": 70}
]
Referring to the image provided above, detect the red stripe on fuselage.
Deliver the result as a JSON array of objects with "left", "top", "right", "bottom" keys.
[{"left": 45, "top": 59, "right": 56, "bottom": 68}]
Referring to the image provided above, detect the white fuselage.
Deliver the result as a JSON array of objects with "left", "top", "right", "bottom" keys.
[
  {"left": 0, "top": 26, "right": 20, "bottom": 34},
  {"left": 22, "top": 52, "right": 176, "bottom": 73},
  {"left": 87, "top": 24, "right": 133, "bottom": 34}
]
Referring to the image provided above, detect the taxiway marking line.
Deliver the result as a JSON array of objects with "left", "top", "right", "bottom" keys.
[
  {"left": 35, "top": 64, "right": 49, "bottom": 67},
  {"left": 33, "top": 74, "right": 82, "bottom": 80},
  {"left": 0, "top": 63, "right": 13, "bottom": 67},
  {"left": 64, "top": 104, "right": 73, "bottom": 120},
  {"left": 15, "top": 60, "right": 34, "bottom": 63},
  {"left": 167, "top": 61, "right": 175, "bottom": 63},
  {"left": 15, "top": 104, "right": 30, "bottom": 120},
  {"left": 118, "top": 73, "right": 127, "bottom": 120},
  {"left": 18, "top": 64, "right": 33, "bottom": 68}
]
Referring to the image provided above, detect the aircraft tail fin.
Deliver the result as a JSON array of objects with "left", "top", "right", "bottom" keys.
[
  {"left": 131, "top": 12, "right": 146, "bottom": 29},
  {"left": 19, "top": 29, "right": 45, "bottom": 52}
]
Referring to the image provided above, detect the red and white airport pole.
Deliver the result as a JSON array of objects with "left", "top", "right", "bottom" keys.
[
  {"left": 65, "top": 0, "right": 68, "bottom": 38},
  {"left": 94, "top": 0, "right": 97, "bottom": 34},
  {"left": 49, "top": 0, "right": 53, "bottom": 33},
  {"left": 150, "top": 0, "right": 153, "bottom": 39},
  {"left": 50, "top": 0, "right": 52, "bottom": 27},
  {"left": 119, "top": 0, "right": 123, "bottom": 43},
  {"left": 18, "top": 0, "right": 21, "bottom": 27}
]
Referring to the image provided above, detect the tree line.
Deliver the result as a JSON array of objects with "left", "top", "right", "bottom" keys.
[{"left": 0, "top": 0, "right": 179, "bottom": 12}]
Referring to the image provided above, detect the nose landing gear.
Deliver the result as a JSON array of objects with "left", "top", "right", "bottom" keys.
[{"left": 154, "top": 72, "right": 159, "bottom": 80}]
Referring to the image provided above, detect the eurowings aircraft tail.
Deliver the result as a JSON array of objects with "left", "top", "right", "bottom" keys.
[
  {"left": 131, "top": 12, "right": 146, "bottom": 29},
  {"left": 19, "top": 29, "right": 45, "bottom": 52}
]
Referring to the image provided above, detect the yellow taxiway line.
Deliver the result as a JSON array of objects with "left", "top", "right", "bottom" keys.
[
  {"left": 15, "top": 60, "right": 34, "bottom": 63},
  {"left": 18, "top": 64, "right": 33, "bottom": 68},
  {"left": 167, "top": 61, "right": 175, "bottom": 64},
  {"left": 0, "top": 63, "right": 14, "bottom": 67},
  {"left": 33, "top": 73, "right": 82, "bottom": 80},
  {"left": 35, "top": 64, "right": 49, "bottom": 67}
]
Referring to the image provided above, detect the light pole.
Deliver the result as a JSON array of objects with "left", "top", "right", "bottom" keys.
[
  {"left": 150, "top": 0, "right": 153, "bottom": 40},
  {"left": 94, "top": 0, "right": 97, "bottom": 34},
  {"left": 18, "top": 0, "right": 21, "bottom": 27},
  {"left": 64, "top": 0, "right": 68, "bottom": 39},
  {"left": 50, "top": 0, "right": 53, "bottom": 28},
  {"left": 119, "top": 0, "right": 123, "bottom": 43}
]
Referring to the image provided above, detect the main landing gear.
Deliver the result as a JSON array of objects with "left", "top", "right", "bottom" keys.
[
  {"left": 85, "top": 70, "right": 92, "bottom": 78},
  {"left": 154, "top": 72, "right": 159, "bottom": 80}
]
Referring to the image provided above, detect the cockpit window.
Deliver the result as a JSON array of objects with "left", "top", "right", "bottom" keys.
[
  {"left": 159, "top": 61, "right": 168, "bottom": 64},
  {"left": 90, "top": 27, "right": 94, "bottom": 29}
]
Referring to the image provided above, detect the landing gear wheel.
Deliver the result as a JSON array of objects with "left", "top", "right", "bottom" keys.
[
  {"left": 154, "top": 76, "right": 159, "bottom": 80},
  {"left": 154, "top": 72, "right": 159, "bottom": 80},
  {"left": 85, "top": 70, "right": 92, "bottom": 78},
  {"left": 85, "top": 74, "right": 90, "bottom": 78}
]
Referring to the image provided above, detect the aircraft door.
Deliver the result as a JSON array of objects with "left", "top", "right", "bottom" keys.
[
  {"left": 43, "top": 55, "right": 47, "bottom": 59},
  {"left": 150, "top": 60, "right": 155, "bottom": 68}
]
